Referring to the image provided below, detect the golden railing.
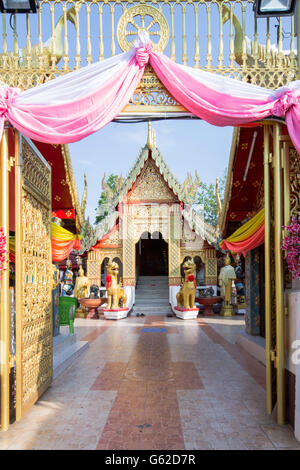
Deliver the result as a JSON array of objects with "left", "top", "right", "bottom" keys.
[{"left": 0, "top": 0, "right": 298, "bottom": 91}]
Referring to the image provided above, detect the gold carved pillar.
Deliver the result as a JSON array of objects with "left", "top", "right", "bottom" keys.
[
  {"left": 264, "top": 123, "right": 274, "bottom": 416},
  {"left": 0, "top": 125, "right": 10, "bottom": 431},
  {"left": 122, "top": 205, "right": 135, "bottom": 286},
  {"left": 168, "top": 206, "right": 181, "bottom": 285},
  {"left": 273, "top": 122, "right": 285, "bottom": 425}
]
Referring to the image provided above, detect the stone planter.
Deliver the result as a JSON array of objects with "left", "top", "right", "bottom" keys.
[
  {"left": 196, "top": 296, "right": 222, "bottom": 316},
  {"left": 78, "top": 297, "right": 107, "bottom": 319}
]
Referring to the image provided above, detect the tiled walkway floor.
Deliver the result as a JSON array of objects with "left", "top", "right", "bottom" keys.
[{"left": 1, "top": 314, "right": 300, "bottom": 450}]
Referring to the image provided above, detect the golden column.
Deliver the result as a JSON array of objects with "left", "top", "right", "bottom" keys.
[
  {"left": 14, "top": 130, "right": 22, "bottom": 421},
  {"left": 273, "top": 122, "right": 285, "bottom": 425},
  {"left": 264, "top": 123, "right": 273, "bottom": 415},
  {"left": 0, "top": 125, "right": 10, "bottom": 430}
]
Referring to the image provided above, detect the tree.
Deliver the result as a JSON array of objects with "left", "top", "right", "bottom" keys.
[{"left": 95, "top": 174, "right": 124, "bottom": 225}]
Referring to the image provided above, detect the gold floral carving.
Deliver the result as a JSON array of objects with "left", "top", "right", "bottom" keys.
[
  {"left": 168, "top": 212, "right": 181, "bottom": 282},
  {"left": 128, "top": 159, "right": 177, "bottom": 201},
  {"left": 117, "top": 5, "right": 169, "bottom": 53},
  {"left": 205, "top": 258, "right": 218, "bottom": 285},
  {"left": 289, "top": 148, "right": 300, "bottom": 217},
  {"left": 122, "top": 214, "right": 136, "bottom": 284},
  {"left": 101, "top": 228, "right": 120, "bottom": 246},
  {"left": 20, "top": 137, "right": 52, "bottom": 414}
]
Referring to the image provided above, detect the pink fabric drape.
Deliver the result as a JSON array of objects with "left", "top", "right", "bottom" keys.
[
  {"left": 0, "top": 34, "right": 300, "bottom": 151},
  {"left": 0, "top": 54, "right": 144, "bottom": 144},
  {"left": 149, "top": 53, "right": 278, "bottom": 126}
]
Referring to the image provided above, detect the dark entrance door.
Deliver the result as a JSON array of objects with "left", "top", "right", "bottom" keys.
[{"left": 136, "top": 233, "right": 168, "bottom": 276}]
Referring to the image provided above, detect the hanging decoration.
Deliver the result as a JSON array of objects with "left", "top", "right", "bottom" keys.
[
  {"left": 281, "top": 214, "right": 300, "bottom": 279},
  {"left": 52, "top": 222, "right": 82, "bottom": 262},
  {"left": 0, "top": 227, "right": 7, "bottom": 275},
  {"left": 9, "top": 236, "right": 15, "bottom": 264},
  {"left": 51, "top": 209, "right": 75, "bottom": 220},
  {"left": 220, "top": 208, "right": 265, "bottom": 255},
  {"left": 0, "top": 32, "right": 300, "bottom": 151}
]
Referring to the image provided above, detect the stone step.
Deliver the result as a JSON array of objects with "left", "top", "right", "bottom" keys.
[
  {"left": 136, "top": 284, "right": 168, "bottom": 287},
  {"left": 137, "top": 285, "right": 169, "bottom": 289},
  {"left": 135, "top": 295, "right": 169, "bottom": 303},
  {"left": 53, "top": 330, "right": 77, "bottom": 355},
  {"left": 137, "top": 276, "right": 168, "bottom": 279},
  {"left": 136, "top": 289, "right": 168, "bottom": 293},
  {"left": 135, "top": 299, "right": 170, "bottom": 306},
  {"left": 132, "top": 305, "right": 173, "bottom": 314},
  {"left": 137, "top": 278, "right": 168, "bottom": 284},
  {"left": 53, "top": 335, "right": 89, "bottom": 380}
]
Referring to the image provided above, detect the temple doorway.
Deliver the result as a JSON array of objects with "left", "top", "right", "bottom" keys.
[{"left": 136, "top": 232, "right": 168, "bottom": 277}]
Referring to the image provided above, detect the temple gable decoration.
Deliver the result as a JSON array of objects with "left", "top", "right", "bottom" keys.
[{"left": 128, "top": 158, "right": 178, "bottom": 202}]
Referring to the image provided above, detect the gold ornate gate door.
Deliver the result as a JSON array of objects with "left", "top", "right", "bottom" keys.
[
  {"left": 264, "top": 122, "right": 295, "bottom": 425},
  {"left": 15, "top": 135, "right": 52, "bottom": 420}
]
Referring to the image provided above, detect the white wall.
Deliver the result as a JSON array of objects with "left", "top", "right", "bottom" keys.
[{"left": 285, "top": 279, "right": 300, "bottom": 441}]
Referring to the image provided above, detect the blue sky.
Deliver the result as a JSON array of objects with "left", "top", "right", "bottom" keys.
[{"left": 69, "top": 120, "right": 233, "bottom": 225}]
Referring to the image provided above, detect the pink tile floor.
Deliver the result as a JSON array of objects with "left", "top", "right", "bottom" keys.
[{"left": 1, "top": 314, "right": 299, "bottom": 450}]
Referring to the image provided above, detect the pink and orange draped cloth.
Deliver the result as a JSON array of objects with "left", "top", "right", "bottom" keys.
[
  {"left": 220, "top": 209, "right": 265, "bottom": 256},
  {"left": 52, "top": 223, "right": 81, "bottom": 263},
  {"left": 0, "top": 31, "right": 299, "bottom": 151}
]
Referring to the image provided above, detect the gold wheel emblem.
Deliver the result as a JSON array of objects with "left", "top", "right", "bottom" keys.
[{"left": 117, "top": 5, "right": 169, "bottom": 53}]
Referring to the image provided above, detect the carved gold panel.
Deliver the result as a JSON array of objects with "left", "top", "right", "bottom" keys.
[
  {"left": 121, "top": 213, "right": 136, "bottom": 285},
  {"left": 168, "top": 212, "right": 181, "bottom": 283},
  {"left": 17, "top": 137, "right": 52, "bottom": 417},
  {"left": 205, "top": 258, "right": 218, "bottom": 285},
  {"left": 128, "top": 158, "right": 177, "bottom": 202},
  {"left": 124, "top": 66, "right": 187, "bottom": 113},
  {"left": 289, "top": 148, "right": 300, "bottom": 217},
  {"left": 117, "top": 5, "right": 169, "bottom": 53}
]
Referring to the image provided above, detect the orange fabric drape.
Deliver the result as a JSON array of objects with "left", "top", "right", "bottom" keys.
[
  {"left": 220, "top": 223, "right": 265, "bottom": 255},
  {"left": 52, "top": 223, "right": 82, "bottom": 262},
  {"left": 52, "top": 237, "right": 82, "bottom": 262}
]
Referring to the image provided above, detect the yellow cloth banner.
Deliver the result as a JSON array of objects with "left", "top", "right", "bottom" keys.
[
  {"left": 223, "top": 208, "right": 264, "bottom": 244},
  {"left": 9, "top": 236, "right": 15, "bottom": 254},
  {"left": 52, "top": 222, "right": 81, "bottom": 241}
]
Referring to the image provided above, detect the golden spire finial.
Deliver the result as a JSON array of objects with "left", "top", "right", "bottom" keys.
[
  {"left": 147, "top": 121, "right": 156, "bottom": 150},
  {"left": 216, "top": 177, "right": 222, "bottom": 218}
]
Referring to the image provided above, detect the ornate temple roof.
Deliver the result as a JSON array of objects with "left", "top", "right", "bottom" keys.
[
  {"left": 218, "top": 126, "right": 265, "bottom": 238},
  {"left": 81, "top": 124, "right": 217, "bottom": 252},
  {"left": 33, "top": 141, "right": 86, "bottom": 233}
]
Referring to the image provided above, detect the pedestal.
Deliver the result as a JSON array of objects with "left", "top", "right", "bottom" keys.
[
  {"left": 103, "top": 307, "right": 129, "bottom": 320},
  {"left": 76, "top": 307, "right": 87, "bottom": 319},
  {"left": 236, "top": 303, "right": 246, "bottom": 315},
  {"left": 174, "top": 306, "right": 199, "bottom": 320},
  {"left": 220, "top": 304, "right": 235, "bottom": 317},
  {"left": 196, "top": 296, "right": 222, "bottom": 317}
]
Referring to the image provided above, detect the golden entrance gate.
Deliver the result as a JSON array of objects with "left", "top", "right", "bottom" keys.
[{"left": 0, "top": 0, "right": 298, "bottom": 429}]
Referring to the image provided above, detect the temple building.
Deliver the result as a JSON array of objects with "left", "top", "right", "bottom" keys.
[{"left": 81, "top": 124, "right": 218, "bottom": 312}]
